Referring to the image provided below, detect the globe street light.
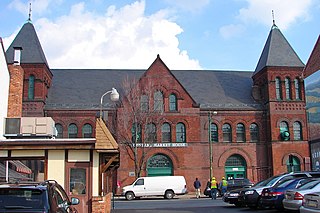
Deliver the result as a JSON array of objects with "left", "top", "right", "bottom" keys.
[{"left": 100, "top": 88, "right": 119, "bottom": 119}]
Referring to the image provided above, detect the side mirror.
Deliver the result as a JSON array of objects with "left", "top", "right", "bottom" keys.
[{"left": 71, "top": 197, "right": 80, "bottom": 205}]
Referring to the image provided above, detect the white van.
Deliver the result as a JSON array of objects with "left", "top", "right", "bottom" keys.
[{"left": 122, "top": 176, "right": 187, "bottom": 200}]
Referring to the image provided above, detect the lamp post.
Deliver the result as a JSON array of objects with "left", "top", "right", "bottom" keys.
[
  {"left": 100, "top": 88, "right": 119, "bottom": 119},
  {"left": 208, "top": 111, "right": 217, "bottom": 180}
]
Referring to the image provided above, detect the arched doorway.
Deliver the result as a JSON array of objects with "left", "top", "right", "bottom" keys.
[
  {"left": 286, "top": 155, "right": 301, "bottom": 172},
  {"left": 225, "top": 154, "right": 247, "bottom": 180},
  {"left": 147, "top": 154, "right": 173, "bottom": 176}
]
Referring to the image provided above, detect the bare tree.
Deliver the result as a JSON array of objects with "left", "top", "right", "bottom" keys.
[{"left": 117, "top": 75, "right": 163, "bottom": 178}]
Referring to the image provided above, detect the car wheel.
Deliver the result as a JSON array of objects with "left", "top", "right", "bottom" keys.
[
  {"left": 165, "top": 190, "right": 174, "bottom": 199},
  {"left": 125, "top": 191, "right": 135, "bottom": 201}
]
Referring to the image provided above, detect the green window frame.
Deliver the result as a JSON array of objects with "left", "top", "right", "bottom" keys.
[
  {"left": 68, "top": 124, "right": 78, "bottom": 138},
  {"left": 28, "top": 75, "right": 35, "bottom": 100},
  {"left": 169, "top": 94, "right": 177, "bottom": 111},
  {"left": 161, "top": 123, "right": 171, "bottom": 143},
  {"left": 82, "top": 123, "right": 93, "bottom": 138},
  {"left": 176, "top": 122, "right": 186, "bottom": 143}
]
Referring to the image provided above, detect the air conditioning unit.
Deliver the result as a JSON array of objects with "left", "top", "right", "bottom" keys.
[{"left": 4, "top": 117, "right": 56, "bottom": 138}]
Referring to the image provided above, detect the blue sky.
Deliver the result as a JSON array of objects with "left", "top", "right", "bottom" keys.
[{"left": 0, "top": 0, "right": 320, "bottom": 70}]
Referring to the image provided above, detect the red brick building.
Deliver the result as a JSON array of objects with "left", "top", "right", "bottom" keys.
[{"left": 4, "top": 20, "right": 311, "bottom": 193}]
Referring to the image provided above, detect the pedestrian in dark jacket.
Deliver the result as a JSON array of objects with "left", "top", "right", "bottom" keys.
[{"left": 193, "top": 177, "right": 201, "bottom": 198}]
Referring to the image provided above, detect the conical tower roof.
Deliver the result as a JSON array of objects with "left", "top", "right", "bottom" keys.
[
  {"left": 253, "top": 24, "right": 304, "bottom": 75},
  {"left": 6, "top": 21, "right": 49, "bottom": 67}
]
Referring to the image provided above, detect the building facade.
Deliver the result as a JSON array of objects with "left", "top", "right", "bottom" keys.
[{"left": 3, "top": 19, "right": 312, "bottom": 195}]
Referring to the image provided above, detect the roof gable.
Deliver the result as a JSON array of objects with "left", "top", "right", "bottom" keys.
[
  {"left": 303, "top": 35, "right": 320, "bottom": 78},
  {"left": 254, "top": 24, "right": 304, "bottom": 75},
  {"left": 5, "top": 21, "right": 49, "bottom": 66}
]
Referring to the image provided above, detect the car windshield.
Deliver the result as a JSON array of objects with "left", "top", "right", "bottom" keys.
[
  {"left": 298, "top": 180, "right": 320, "bottom": 190},
  {"left": 0, "top": 188, "right": 46, "bottom": 210},
  {"left": 274, "top": 178, "right": 297, "bottom": 188},
  {"left": 260, "top": 175, "right": 282, "bottom": 187}
]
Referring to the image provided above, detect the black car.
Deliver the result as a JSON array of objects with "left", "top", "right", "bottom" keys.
[
  {"left": 223, "top": 179, "right": 265, "bottom": 207},
  {"left": 0, "top": 180, "right": 80, "bottom": 213},
  {"left": 227, "top": 178, "right": 254, "bottom": 191}
]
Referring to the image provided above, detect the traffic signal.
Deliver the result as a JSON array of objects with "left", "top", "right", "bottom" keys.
[{"left": 280, "top": 130, "right": 290, "bottom": 141}]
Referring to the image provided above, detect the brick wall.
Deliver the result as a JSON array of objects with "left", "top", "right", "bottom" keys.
[
  {"left": 7, "top": 64, "right": 24, "bottom": 117},
  {"left": 91, "top": 193, "right": 112, "bottom": 213}
]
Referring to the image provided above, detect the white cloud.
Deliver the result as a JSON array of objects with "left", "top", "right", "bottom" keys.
[
  {"left": 7, "top": 0, "right": 201, "bottom": 69},
  {"left": 237, "top": 0, "right": 313, "bottom": 30},
  {"left": 219, "top": 24, "right": 245, "bottom": 39}
]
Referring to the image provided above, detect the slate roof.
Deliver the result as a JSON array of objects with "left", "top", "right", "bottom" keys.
[
  {"left": 5, "top": 21, "right": 49, "bottom": 66},
  {"left": 254, "top": 24, "right": 304, "bottom": 74},
  {"left": 45, "top": 68, "right": 262, "bottom": 111}
]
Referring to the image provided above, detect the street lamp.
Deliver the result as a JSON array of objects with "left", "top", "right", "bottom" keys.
[
  {"left": 208, "top": 111, "right": 217, "bottom": 180},
  {"left": 100, "top": 88, "right": 119, "bottom": 119}
]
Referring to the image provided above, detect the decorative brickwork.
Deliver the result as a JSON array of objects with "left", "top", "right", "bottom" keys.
[
  {"left": 91, "top": 193, "right": 112, "bottom": 213},
  {"left": 7, "top": 64, "right": 24, "bottom": 117}
]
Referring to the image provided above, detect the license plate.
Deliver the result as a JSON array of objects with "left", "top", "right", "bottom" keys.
[{"left": 307, "top": 200, "right": 318, "bottom": 208}]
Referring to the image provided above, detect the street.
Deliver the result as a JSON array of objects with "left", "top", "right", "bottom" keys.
[{"left": 111, "top": 196, "right": 279, "bottom": 213}]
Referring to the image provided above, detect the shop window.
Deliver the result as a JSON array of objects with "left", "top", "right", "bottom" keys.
[
  {"left": 55, "top": 123, "right": 63, "bottom": 138},
  {"left": 161, "top": 123, "right": 171, "bottom": 143},
  {"left": 169, "top": 94, "right": 177, "bottom": 111},
  {"left": 70, "top": 168, "right": 86, "bottom": 195},
  {"left": 293, "top": 121, "right": 302, "bottom": 140},
  {"left": 250, "top": 123, "right": 259, "bottom": 142},
  {"left": 210, "top": 123, "right": 218, "bottom": 142},
  {"left": 28, "top": 75, "right": 35, "bottom": 100},
  {"left": 236, "top": 123, "right": 246, "bottom": 142},
  {"left": 222, "top": 123, "right": 232, "bottom": 142},
  {"left": 68, "top": 124, "right": 78, "bottom": 138},
  {"left": 82, "top": 124, "right": 93, "bottom": 138},
  {"left": 176, "top": 122, "right": 186, "bottom": 143}
]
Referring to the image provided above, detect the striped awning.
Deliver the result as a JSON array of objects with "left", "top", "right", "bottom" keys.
[{"left": 9, "top": 160, "right": 32, "bottom": 174}]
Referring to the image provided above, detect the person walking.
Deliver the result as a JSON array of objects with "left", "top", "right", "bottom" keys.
[
  {"left": 193, "top": 177, "right": 201, "bottom": 199},
  {"left": 210, "top": 177, "right": 218, "bottom": 199},
  {"left": 220, "top": 177, "right": 228, "bottom": 195}
]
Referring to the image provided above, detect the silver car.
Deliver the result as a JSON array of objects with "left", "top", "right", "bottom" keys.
[
  {"left": 283, "top": 179, "right": 320, "bottom": 211},
  {"left": 300, "top": 192, "right": 320, "bottom": 213}
]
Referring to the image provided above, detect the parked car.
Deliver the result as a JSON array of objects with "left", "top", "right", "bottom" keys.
[
  {"left": 239, "top": 171, "right": 320, "bottom": 209},
  {"left": 0, "top": 180, "right": 80, "bottom": 213},
  {"left": 122, "top": 176, "right": 187, "bottom": 200},
  {"left": 260, "top": 178, "right": 314, "bottom": 210},
  {"left": 283, "top": 179, "right": 320, "bottom": 211},
  {"left": 223, "top": 179, "right": 266, "bottom": 207},
  {"left": 300, "top": 191, "right": 320, "bottom": 213},
  {"left": 227, "top": 178, "right": 254, "bottom": 191}
]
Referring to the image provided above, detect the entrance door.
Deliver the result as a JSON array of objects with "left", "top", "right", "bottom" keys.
[
  {"left": 147, "top": 154, "right": 173, "bottom": 176},
  {"left": 66, "top": 162, "right": 90, "bottom": 213},
  {"left": 225, "top": 154, "right": 247, "bottom": 180}
]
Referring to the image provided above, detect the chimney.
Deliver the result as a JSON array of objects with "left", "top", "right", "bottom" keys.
[{"left": 13, "top": 47, "right": 22, "bottom": 65}]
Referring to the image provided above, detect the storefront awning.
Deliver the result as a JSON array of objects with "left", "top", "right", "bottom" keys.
[{"left": 9, "top": 160, "right": 32, "bottom": 174}]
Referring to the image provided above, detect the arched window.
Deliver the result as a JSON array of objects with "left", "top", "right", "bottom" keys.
[
  {"left": 294, "top": 78, "right": 301, "bottom": 100},
  {"left": 275, "top": 77, "right": 282, "bottom": 100},
  {"left": 82, "top": 123, "right": 93, "bottom": 138},
  {"left": 140, "top": 95, "right": 149, "bottom": 112},
  {"left": 293, "top": 121, "right": 302, "bottom": 140},
  {"left": 55, "top": 124, "right": 63, "bottom": 138},
  {"left": 210, "top": 123, "right": 218, "bottom": 142},
  {"left": 154, "top": 90, "right": 163, "bottom": 112},
  {"left": 285, "top": 77, "right": 291, "bottom": 100},
  {"left": 287, "top": 155, "right": 301, "bottom": 172},
  {"left": 28, "top": 75, "right": 35, "bottom": 100},
  {"left": 250, "top": 123, "right": 259, "bottom": 142},
  {"left": 169, "top": 94, "right": 177, "bottom": 111},
  {"left": 146, "top": 123, "right": 157, "bottom": 142},
  {"left": 280, "top": 121, "right": 290, "bottom": 141},
  {"left": 176, "top": 122, "right": 186, "bottom": 143},
  {"left": 68, "top": 124, "right": 78, "bottom": 138},
  {"left": 236, "top": 123, "right": 246, "bottom": 142},
  {"left": 161, "top": 123, "right": 171, "bottom": 143},
  {"left": 131, "top": 123, "right": 142, "bottom": 143},
  {"left": 222, "top": 123, "right": 232, "bottom": 142}
]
